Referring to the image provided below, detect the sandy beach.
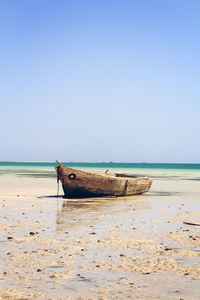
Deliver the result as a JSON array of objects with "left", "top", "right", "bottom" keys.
[{"left": 0, "top": 170, "right": 200, "bottom": 299}]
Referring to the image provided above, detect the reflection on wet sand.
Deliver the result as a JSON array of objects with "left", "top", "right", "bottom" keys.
[{"left": 56, "top": 196, "right": 151, "bottom": 233}]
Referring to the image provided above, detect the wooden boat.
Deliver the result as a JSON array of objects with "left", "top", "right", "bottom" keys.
[{"left": 56, "top": 164, "right": 152, "bottom": 198}]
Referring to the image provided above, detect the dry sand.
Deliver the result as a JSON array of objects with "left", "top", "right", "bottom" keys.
[{"left": 0, "top": 173, "right": 200, "bottom": 299}]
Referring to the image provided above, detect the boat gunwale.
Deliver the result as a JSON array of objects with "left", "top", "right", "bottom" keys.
[{"left": 56, "top": 165, "right": 152, "bottom": 182}]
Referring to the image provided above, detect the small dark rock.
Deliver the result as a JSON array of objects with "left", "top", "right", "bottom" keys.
[{"left": 165, "top": 247, "right": 173, "bottom": 251}]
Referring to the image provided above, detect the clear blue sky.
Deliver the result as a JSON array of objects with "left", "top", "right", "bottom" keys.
[{"left": 0, "top": 0, "right": 199, "bottom": 163}]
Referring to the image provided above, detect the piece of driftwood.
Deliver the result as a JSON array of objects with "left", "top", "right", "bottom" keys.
[
  {"left": 183, "top": 221, "right": 200, "bottom": 227},
  {"left": 56, "top": 164, "right": 152, "bottom": 199}
]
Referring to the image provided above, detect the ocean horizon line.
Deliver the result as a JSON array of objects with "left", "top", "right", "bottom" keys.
[{"left": 0, "top": 161, "right": 199, "bottom": 165}]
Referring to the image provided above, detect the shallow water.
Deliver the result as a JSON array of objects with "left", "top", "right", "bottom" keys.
[{"left": 0, "top": 161, "right": 200, "bottom": 176}]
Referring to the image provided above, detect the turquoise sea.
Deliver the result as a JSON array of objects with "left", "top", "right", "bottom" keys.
[{"left": 0, "top": 161, "right": 200, "bottom": 179}]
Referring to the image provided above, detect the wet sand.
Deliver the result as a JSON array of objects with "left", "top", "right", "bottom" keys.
[{"left": 0, "top": 173, "right": 200, "bottom": 299}]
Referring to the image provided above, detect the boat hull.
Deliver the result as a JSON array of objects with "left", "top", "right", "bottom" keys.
[{"left": 56, "top": 165, "right": 152, "bottom": 199}]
